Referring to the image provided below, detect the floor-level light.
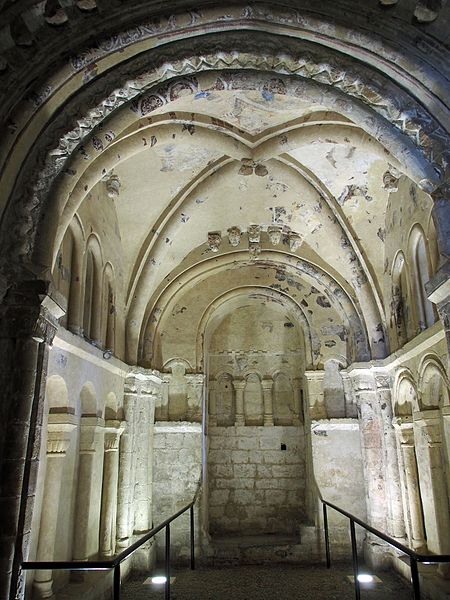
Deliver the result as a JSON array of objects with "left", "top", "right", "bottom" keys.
[
  {"left": 151, "top": 576, "right": 167, "bottom": 584},
  {"left": 357, "top": 574, "right": 374, "bottom": 583}
]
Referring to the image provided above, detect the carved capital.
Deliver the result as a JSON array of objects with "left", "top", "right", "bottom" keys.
[
  {"left": 104, "top": 421, "right": 125, "bottom": 451},
  {"left": 348, "top": 369, "right": 376, "bottom": 393},
  {"left": 125, "top": 367, "right": 162, "bottom": 396},
  {"left": 0, "top": 280, "right": 65, "bottom": 343},
  {"left": 261, "top": 378, "right": 273, "bottom": 391},
  {"left": 232, "top": 379, "right": 246, "bottom": 392},
  {"left": 79, "top": 416, "right": 104, "bottom": 453},
  {"left": 414, "top": 412, "right": 442, "bottom": 445},
  {"left": 393, "top": 417, "right": 414, "bottom": 445},
  {"left": 47, "top": 417, "right": 77, "bottom": 454}
]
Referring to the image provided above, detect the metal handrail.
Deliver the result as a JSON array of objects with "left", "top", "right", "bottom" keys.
[
  {"left": 22, "top": 499, "right": 196, "bottom": 600},
  {"left": 321, "top": 498, "right": 450, "bottom": 600}
]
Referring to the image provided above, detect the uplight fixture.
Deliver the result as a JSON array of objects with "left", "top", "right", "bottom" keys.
[{"left": 357, "top": 574, "right": 374, "bottom": 583}]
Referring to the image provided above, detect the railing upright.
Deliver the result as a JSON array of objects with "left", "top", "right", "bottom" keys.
[
  {"left": 321, "top": 498, "right": 450, "bottom": 600},
  {"left": 410, "top": 557, "right": 421, "bottom": 600},
  {"left": 349, "top": 520, "right": 360, "bottom": 600},
  {"left": 22, "top": 497, "right": 197, "bottom": 600},
  {"left": 190, "top": 505, "right": 195, "bottom": 570},
  {"left": 113, "top": 563, "right": 121, "bottom": 600},
  {"left": 165, "top": 524, "right": 171, "bottom": 600},
  {"left": 322, "top": 502, "right": 331, "bottom": 569}
]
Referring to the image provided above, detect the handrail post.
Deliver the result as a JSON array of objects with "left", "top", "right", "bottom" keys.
[
  {"left": 190, "top": 505, "right": 195, "bottom": 570},
  {"left": 323, "top": 502, "right": 331, "bottom": 568},
  {"left": 350, "top": 519, "right": 360, "bottom": 600},
  {"left": 165, "top": 524, "right": 171, "bottom": 600},
  {"left": 410, "top": 557, "right": 421, "bottom": 600},
  {"left": 113, "top": 563, "right": 120, "bottom": 600}
]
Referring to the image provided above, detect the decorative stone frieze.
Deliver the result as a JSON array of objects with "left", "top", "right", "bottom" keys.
[{"left": 3, "top": 30, "right": 447, "bottom": 278}]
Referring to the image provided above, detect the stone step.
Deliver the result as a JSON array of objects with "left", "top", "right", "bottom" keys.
[{"left": 206, "top": 527, "right": 322, "bottom": 565}]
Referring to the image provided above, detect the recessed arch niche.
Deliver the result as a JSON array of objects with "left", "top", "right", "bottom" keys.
[{"left": 205, "top": 288, "right": 308, "bottom": 538}]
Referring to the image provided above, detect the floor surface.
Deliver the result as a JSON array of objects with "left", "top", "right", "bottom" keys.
[{"left": 121, "top": 563, "right": 413, "bottom": 599}]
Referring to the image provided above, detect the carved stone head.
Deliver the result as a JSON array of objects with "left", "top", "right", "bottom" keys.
[
  {"left": 227, "top": 226, "right": 241, "bottom": 246},
  {"left": 382, "top": 169, "right": 399, "bottom": 193},
  {"left": 288, "top": 232, "right": 302, "bottom": 252},
  {"left": 247, "top": 224, "right": 261, "bottom": 243},
  {"left": 249, "top": 241, "right": 261, "bottom": 259},
  {"left": 267, "top": 225, "right": 282, "bottom": 245},
  {"left": 105, "top": 173, "right": 121, "bottom": 198},
  {"left": 208, "top": 231, "right": 222, "bottom": 252}
]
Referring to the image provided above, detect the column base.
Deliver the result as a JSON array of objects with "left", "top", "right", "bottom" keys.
[{"left": 33, "top": 579, "right": 54, "bottom": 600}]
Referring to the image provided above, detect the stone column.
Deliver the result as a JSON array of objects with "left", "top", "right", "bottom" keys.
[
  {"left": 116, "top": 369, "right": 160, "bottom": 571},
  {"left": 292, "top": 378, "right": 303, "bottom": 425},
  {"left": 99, "top": 420, "right": 124, "bottom": 558},
  {"left": 303, "top": 371, "right": 326, "bottom": 420},
  {"left": 374, "top": 371, "right": 405, "bottom": 540},
  {"left": 116, "top": 388, "right": 137, "bottom": 552},
  {"left": 33, "top": 417, "right": 77, "bottom": 599},
  {"left": 349, "top": 369, "right": 387, "bottom": 532},
  {"left": 232, "top": 379, "right": 245, "bottom": 426},
  {"left": 72, "top": 416, "right": 104, "bottom": 562},
  {"left": 0, "top": 281, "right": 65, "bottom": 600},
  {"left": 393, "top": 419, "right": 427, "bottom": 551},
  {"left": 261, "top": 378, "right": 274, "bottom": 426},
  {"left": 414, "top": 411, "right": 450, "bottom": 564}
]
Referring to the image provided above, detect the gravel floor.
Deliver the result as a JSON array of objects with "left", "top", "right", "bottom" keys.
[{"left": 121, "top": 563, "right": 413, "bottom": 600}]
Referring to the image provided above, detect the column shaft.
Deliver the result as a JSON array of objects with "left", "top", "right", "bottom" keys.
[
  {"left": 233, "top": 381, "right": 245, "bottom": 426},
  {"left": 262, "top": 379, "right": 274, "bottom": 426}
]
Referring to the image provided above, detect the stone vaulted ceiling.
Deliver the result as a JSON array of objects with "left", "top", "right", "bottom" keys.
[{"left": 0, "top": 0, "right": 448, "bottom": 370}]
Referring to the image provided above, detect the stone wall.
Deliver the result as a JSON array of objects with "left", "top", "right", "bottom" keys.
[
  {"left": 208, "top": 426, "right": 306, "bottom": 536},
  {"left": 311, "top": 419, "right": 366, "bottom": 527},
  {"left": 152, "top": 422, "right": 203, "bottom": 562}
]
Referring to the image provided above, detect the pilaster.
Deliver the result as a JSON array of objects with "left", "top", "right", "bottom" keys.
[
  {"left": 0, "top": 281, "right": 65, "bottom": 600},
  {"left": 414, "top": 410, "right": 450, "bottom": 562},
  {"left": 303, "top": 371, "right": 325, "bottom": 420}
]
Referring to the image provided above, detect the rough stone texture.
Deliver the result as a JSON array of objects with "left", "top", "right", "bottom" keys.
[
  {"left": 208, "top": 426, "right": 306, "bottom": 536},
  {"left": 152, "top": 423, "right": 202, "bottom": 562}
]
